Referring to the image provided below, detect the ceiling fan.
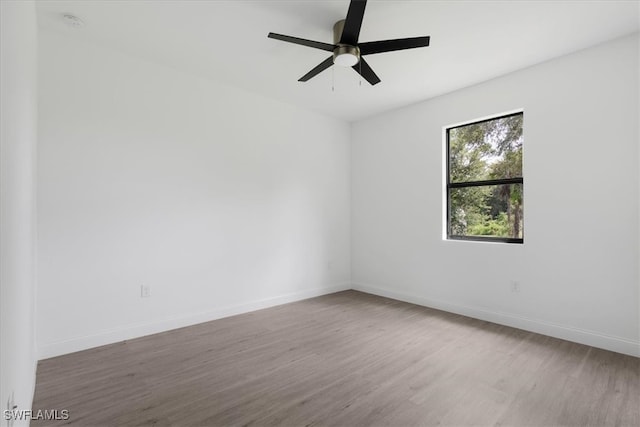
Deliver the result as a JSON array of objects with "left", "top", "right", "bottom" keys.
[{"left": 267, "top": 0, "right": 430, "bottom": 86}]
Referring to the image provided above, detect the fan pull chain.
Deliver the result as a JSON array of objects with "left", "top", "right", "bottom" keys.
[{"left": 359, "top": 60, "right": 362, "bottom": 87}]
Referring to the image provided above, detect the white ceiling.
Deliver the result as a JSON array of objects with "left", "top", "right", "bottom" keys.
[{"left": 36, "top": 0, "right": 639, "bottom": 122}]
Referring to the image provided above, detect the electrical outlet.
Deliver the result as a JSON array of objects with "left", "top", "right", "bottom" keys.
[
  {"left": 510, "top": 281, "right": 521, "bottom": 293},
  {"left": 6, "top": 392, "right": 15, "bottom": 427},
  {"left": 140, "top": 285, "right": 151, "bottom": 298}
]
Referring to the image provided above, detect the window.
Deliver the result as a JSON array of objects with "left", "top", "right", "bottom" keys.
[{"left": 446, "top": 112, "right": 523, "bottom": 243}]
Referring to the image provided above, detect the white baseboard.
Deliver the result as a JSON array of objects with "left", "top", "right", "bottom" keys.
[
  {"left": 38, "top": 282, "right": 639, "bottom": 360},
  {"left": 38, "top": 283, "right": 350, "bottom": 360},
  {"left": 352, "top": 282, "right": 640, "bottom": 358}
]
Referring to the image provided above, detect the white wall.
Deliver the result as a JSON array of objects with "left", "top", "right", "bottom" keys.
[
  {"left": 352, "top": 34, "right": 639, "bottom": 356},
  {"left": 37, "top": 30, "right": 351, "bottom": 358},
  {"left": 0, "top": 0, "right": 39, "bottom": 423}
]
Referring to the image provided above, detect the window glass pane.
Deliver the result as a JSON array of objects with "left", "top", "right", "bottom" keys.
[
  {"left": 449, "top": 114, "right": 523, "bottom": 183},
  {"left": 449, "top": 184, "right": 523, "bottom": 239}
]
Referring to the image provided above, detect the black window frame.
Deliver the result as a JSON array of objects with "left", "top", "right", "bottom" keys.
[{"left": 446, "top": 112, "right": 524, "bottom": 244}]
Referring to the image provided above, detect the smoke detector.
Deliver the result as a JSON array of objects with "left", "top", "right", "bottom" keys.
[{"left": 62, "top": 14, "right": 85, "bottom": 28}]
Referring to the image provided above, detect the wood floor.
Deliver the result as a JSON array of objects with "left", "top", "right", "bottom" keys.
[{"left": 32, "top": 291, "right": 639, "bottom": 426}]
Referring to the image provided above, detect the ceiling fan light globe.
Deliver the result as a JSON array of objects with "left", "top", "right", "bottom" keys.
[
  {"left": 333, "top": 45, "right": 360, "bottom": 67},
  {"left": 334, "top": 53, "right": 359, "bottom": 67}
]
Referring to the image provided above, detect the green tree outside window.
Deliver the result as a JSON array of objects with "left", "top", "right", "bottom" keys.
[{"left": 447, "top": 113, "right": 523, "bottom": 243}]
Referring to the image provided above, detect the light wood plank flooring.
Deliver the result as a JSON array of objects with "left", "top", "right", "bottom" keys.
[{"left": 32, "top": 290, "right": 639, "bottom": 426}]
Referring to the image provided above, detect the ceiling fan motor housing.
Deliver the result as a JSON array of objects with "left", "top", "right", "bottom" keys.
[{"left": 333, "top": 20, "right": 360, "bottom": 66}]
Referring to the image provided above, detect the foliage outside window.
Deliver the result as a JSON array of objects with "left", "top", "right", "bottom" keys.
[{"left": 446, "top": 112, "right": 523, "bottom": 243}]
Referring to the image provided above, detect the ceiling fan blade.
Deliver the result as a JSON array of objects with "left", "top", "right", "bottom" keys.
[
  {"left": 299, "top": 56, "right": 335, "bottom": 82},
  {"left": 268, "top": 32, "right": 335, "bottom": 52},
  {"left": 340, "top": 0, "right": 367, "bottom": 45},
  {"left": 352, "top": 57, "right": 380, "bottom": 86},
  {"left": 359, "top": 36, "right": 430, "bottom": 55}
]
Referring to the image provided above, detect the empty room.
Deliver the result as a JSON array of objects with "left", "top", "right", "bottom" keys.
[{"left": 1, "top": 0, "right": 639, "bottom": 426}]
